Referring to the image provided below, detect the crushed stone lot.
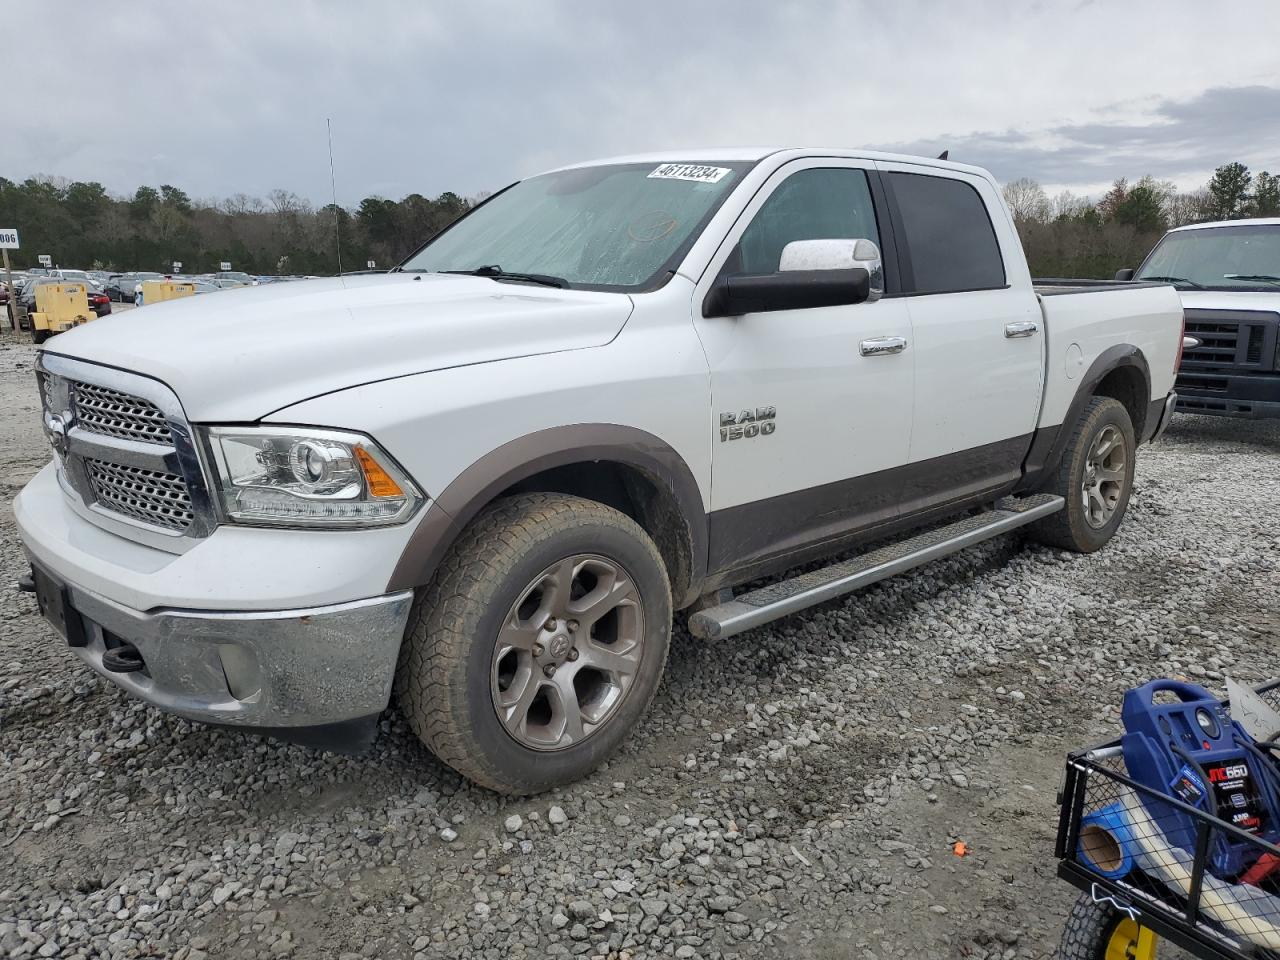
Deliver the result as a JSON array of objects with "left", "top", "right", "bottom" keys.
[{"left": 1, "top": 330, "right": 1277, "bottom": 960}]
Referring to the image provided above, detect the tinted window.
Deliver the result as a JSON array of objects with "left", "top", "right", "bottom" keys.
[
  {"left": 888, "top": 173, "right": 1005, "bottom": 293},
  {"left": 734, "top": 168, "right": 880, "bottom": 274}
]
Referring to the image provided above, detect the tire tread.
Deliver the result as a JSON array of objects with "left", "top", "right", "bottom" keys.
[{"left": 396, "top": 492, "right": 669, "bottom": 794}]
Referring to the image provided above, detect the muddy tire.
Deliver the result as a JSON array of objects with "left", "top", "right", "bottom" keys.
[
  {"left": 1030, "top": 396, "right": 1136, "bottom": 553},
  {"left": 396, "top": 492, "right": 671, "bottom": 794},
  {"left": 31, "top": 327, "right": 50, "bottom": 345}
]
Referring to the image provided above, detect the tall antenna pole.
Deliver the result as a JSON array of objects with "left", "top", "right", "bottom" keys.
[{"left": 327, "top": 118, "right": 344, "bottom": 276}]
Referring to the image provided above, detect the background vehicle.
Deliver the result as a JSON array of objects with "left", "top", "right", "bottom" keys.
[
  {"left": 16, "top": 148, "right": 1182, "bottom": 794},
  {"left": 1118, "top": 218, "right": 1280, "bottom": 418},
  {"left": 86, "top": 289, "right": 112, "bottom": 317},
  {"left": 213, "top": 270, "right": 255, "bottom": 286}
]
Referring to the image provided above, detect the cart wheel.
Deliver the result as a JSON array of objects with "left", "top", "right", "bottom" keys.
[{"left": 1058, "top": 891, "right": 1157, "bottom": 960}]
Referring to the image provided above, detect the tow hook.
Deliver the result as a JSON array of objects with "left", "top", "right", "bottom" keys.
[
  {"left": 17, "top": 573, "right": 35, "bottom": 593},
  {"left": 102, "top": 644, "right": 147, "bottom": 674}
]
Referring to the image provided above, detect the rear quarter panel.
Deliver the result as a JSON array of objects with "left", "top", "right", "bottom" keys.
[{"left": 1038, "top": 284, "right": 1182, "bottom": 428}]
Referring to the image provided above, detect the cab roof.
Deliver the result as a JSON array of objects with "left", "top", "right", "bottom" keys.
[
  {"left": 543, "top": 147, "right": 992, "bottom": 181},
  {"left": 1169, "top": 217, "right": 1280, "bottom": 233}
]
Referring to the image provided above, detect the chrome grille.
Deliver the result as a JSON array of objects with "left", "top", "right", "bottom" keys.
[
  {"left": 84, "top": 459, "right": 194, "bottom": 532},
  {"left": 72, "top": 381, "right": 173, "bottom": 444}
]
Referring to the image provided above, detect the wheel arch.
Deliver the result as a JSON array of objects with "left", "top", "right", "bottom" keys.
[
  {"left": 1020, "top": 344, "right": 1151, "bottom": 492},
  {"left": 386, "top": 425, "right": 708, "bottom": 609}
]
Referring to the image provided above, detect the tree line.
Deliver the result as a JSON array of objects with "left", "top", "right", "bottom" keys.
[
  {"left": 1005, "top": 161, "right": 1279, "bottom": 278},
  {"left": 0, "top": 178, "right": 473, "bottom": 275},
  {"left": 1, "top": 160, "right": 1276, "bottom": 279}
]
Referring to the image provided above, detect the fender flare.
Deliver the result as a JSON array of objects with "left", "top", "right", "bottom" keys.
[
  {"left": 1020, "top": 344, "right": 1151, "bottom": 489},
  {"left": 386, "top": 424, "right": 708, "bottom": 603}
]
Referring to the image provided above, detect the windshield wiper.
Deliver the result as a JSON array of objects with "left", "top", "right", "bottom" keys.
[
  {"left": 1224, "top": 273, "right": 1280, "bottom": 287},
  {"left": 1140, "top": 274, "right": 1205, "bottom": 289},
  {"left": 440, "top": 265, "right": 569, "bottom": 289}
]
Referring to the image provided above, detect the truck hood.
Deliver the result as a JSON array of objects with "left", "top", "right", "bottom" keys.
[
  {"left": 43, "top": 274, "right": 633, "bottom": 421},
  {"left": 1178, "top": 289, "right": 1280, "bottom": 313}
]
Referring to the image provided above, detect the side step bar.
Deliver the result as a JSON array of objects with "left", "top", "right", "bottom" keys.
[{"left": 688, "top": 493, "right": 1064, "bottom": 640}]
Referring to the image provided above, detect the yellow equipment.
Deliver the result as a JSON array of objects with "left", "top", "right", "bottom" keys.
[
  {"left": 29, "top": 283, "right": 93, "bottom": 344},
  {"left": 141, "top": 280, "right": 196, "bottom": 304}
]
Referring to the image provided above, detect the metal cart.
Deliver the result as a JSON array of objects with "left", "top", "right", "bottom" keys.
[{"left": 1054, "top": 683, "right": 1280, "bottom": 959}]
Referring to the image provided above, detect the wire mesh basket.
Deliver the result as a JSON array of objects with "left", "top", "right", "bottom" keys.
[{"left": 1055, "top": 682, "right": 1280, "bottom": 959}]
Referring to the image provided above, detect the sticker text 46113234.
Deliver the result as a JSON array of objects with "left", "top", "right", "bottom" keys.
[{"left": 648, "top": 164, "right": 731, "bottom": 184}]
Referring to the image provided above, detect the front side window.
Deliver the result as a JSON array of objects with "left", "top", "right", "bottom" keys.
[
  {"left": 732, "top": 167, "right": 881, "bottom": 275},
  {"left": 399, "top": 161, "right": 752, "bottom": 290},
  {"left": 888, "top": 172, "right": 1005, "bottom": 294},
  {"left": 1136, "top": 225, "right": 1280, "bottom": 290}
]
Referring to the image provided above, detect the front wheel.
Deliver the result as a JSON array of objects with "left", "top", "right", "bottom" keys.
[
  {"left": 396, "top": 492, "right": 672, "bottom": 794},
  {"left": 1057, "top": 891, "right": 1158, "bottom": 959},
  {"left": 31, "top": 327, "right": 51, "bottom": 344},
  {"left": 1030, "top": 396, "right": 1136, "bottom": 553}
]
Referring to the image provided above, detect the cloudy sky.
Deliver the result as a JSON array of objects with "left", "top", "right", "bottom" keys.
[{"left": 10, "top": 0, "right": 1280, "bottom": 205}]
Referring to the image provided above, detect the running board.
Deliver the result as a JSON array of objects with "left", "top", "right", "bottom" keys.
[{"left": 687, "top": 493, "right": 1064, "bottom": 640}]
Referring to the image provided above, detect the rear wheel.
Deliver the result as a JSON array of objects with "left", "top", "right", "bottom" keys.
[
  {"left": 1030, "top": 396, "right": 1135, "bottom": 553},
  {"left": 396, "top": 492, "right": 672, "bottom": 794},
  {"left": 1057, "top": 891, "right": 1158, "bottom": 959}
]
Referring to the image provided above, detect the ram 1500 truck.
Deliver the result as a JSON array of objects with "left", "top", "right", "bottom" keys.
[
  {"left": 15, "top": 149, "right": 1184, "bottom": 793},
  {"left": 1117, "top": 217, "right": 1280, "bottom": 418}
]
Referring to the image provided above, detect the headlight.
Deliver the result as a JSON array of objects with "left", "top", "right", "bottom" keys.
[{"left": 202, "top": 426, "right": 423, "bottom": 527}]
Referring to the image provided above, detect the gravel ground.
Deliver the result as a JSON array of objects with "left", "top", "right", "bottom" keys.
[{"left": 1, "top": 328, "right": 1277, "bottom": 960}]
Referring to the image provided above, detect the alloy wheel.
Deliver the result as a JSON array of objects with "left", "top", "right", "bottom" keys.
[
  {"left": 1081, "top": 424, "right": 1127, "bottom": 529},
  {"left": 490, "top": 554, "right": 644, "bottom": 751}
]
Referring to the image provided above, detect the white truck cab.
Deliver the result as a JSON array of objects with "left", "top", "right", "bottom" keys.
[{"left": 15, "top": 148, "right": 1184, "bottom": 793}]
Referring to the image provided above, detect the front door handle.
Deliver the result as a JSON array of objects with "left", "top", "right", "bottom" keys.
[
  {"left": 860, "top": 336, "right": 907, "bottom": 357},
  {"left": 1005, "top": 321, "right": 1039, "bottom": 338}
]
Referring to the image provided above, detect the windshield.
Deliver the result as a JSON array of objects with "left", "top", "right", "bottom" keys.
[
  {"left": 399, "top": 161, "right": 753, "bottom": 290},
  {"left": 1137, "top": 224, "right": 1280, "bottom": 289}
]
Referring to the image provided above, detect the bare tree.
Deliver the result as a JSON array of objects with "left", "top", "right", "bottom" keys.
[
  {"left": 1051, "top": 190, "right": 1089, "bottom": 221},
  {"left": 1164, "top": 189, "right": 1210, "bottom": 227},
  {"left": 1002, "top": 178, "right": 1051, "bottom": 223}
]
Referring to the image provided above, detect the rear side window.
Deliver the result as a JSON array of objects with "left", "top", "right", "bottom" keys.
[{"left": 888, "top": 172, "right": 1005, "bottom": 294}]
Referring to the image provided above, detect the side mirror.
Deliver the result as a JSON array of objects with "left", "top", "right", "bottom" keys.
[
  {"left": 780, "top": 238, "right": 883, "bottom": 303},
  {"left": 1114, "top": 268, "right": 1135, "bottom": 282},
  {"left": 703, "top": 266, "right": 870, "bottom": 318}
]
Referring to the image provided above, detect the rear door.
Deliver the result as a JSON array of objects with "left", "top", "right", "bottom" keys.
[
  {"left": 878, "top": 164, "right": 1043, "bottom": 515},
  {"left": 692, "top": 159, "right": 915, "bottom": 574}
]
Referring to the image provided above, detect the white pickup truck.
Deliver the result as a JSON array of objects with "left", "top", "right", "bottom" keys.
[
  {"left": 15, "top": 148, "right": 1184, "bottom": 794},
  {"left": 1116, "top": 217, "right": 1280, "bottom": 419}
]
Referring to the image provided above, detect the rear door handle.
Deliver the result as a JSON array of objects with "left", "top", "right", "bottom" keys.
[
  {"left": 860, "top": 336, "right": 907, "bottom": 357},
  {"left": 1005, "top": 321, "right": 1039, "bottom": 338}
]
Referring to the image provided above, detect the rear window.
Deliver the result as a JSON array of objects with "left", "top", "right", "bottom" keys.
[{"left": 888, "top": 172, "right": 1005, "bottom": 294}]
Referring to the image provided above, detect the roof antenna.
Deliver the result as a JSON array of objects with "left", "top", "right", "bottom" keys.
[
  {"left": 936, "top": 150, "right": 949, "bottom": 161},
  {"left": 327, "top": 118, "right": 344, "bottom": 278}
]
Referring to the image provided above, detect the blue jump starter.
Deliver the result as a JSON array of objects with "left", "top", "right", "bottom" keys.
[{"left": 1120, "top": 679, "right": 1280, "bottom": 878}]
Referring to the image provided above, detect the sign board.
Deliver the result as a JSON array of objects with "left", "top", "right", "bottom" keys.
[
  {"left": 0, "top": 228, "right": 18, "bottom": 249},
  {"left": 366, "top": 260, "right": 376, "bottom": 269},
  {"left": 172, "top": 261, "right": 183, "bottom": 272},
  {"left": 38, "top": 254, "right": 52, "bottom": 267},
  {"left": 220, "top": 261, "right": 232, "bottom": 271}
]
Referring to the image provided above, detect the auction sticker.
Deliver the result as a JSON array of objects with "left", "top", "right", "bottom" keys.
[{"left": 648, "top": 163, "right": 731, "bottom": 184}]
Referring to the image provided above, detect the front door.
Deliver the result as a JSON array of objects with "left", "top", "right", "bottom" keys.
[{"left": 692, "top": 159, "right": 915, "bottom": 576}]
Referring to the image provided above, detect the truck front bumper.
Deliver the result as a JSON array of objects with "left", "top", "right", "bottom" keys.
[
  {"left": 15, "top": 462, "right": 418, "bottom": 752},
  {"left": 26, "top": 566, "right": 411, "bottom": 750},
  {"left": 1175, "top": 371, "right": 1280, "bottom": 419}
]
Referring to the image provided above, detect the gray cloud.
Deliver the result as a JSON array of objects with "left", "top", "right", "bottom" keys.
[
  {"left": 881, "top": 86, "right": 1280, "bottom": 190},
  {"left": 6, "top": 1, "right": 1280, "bottom": 203}
]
